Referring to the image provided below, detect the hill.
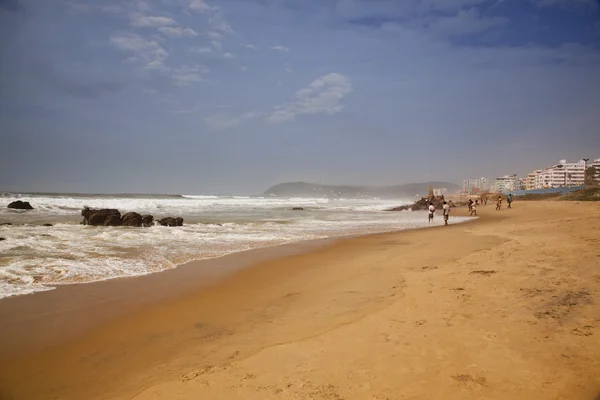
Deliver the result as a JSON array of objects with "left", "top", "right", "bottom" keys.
[{"left": 263, "top": 181, "right": 460, "bottom": 199}]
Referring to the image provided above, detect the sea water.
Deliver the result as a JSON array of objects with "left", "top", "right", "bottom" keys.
[{"left": 0, "top": 192, "right": 470, "bottom": 298}]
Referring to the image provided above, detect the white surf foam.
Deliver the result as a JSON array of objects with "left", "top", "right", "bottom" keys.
[{"left": 0, "top": 194, "right": 468, "bottom": 298}]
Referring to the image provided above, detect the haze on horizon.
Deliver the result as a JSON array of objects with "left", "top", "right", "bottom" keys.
[{"left": 1, "top": 0, "right": 599, "bottom": 195}]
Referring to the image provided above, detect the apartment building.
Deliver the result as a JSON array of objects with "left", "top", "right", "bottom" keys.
[
  {"left": 525, "top": 170, "right": 542, "bottom": 190},
  {"left": 534, "top": 160, "right": 585, "bottom": 189},
  {"left": 494, "top": 174, "right": 517, "bottom": 192},
  {"left": 462, "top": 177, "right": 489, "bottom": 193}
]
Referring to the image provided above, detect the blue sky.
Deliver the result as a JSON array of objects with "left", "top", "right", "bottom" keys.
[{"left": 1, "top": 0, "right": 599, "bottom": 194}]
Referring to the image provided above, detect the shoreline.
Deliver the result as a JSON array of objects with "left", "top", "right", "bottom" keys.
[
  {"left": 1, "top": 202, "right": 598, "bottom": 399},
  {"left": 0, "top": 210, "right": 474, "bottom": 357}
]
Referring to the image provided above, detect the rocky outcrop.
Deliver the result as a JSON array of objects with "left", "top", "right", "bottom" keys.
[
  {"left": 0, "top": 237, "right": 5, "bottom": 241},
  {"left": 7, "top": 201, "right": 33, "bottom": 210},
  {"left": 81, "top": 207, "right": 122, "bottom": 226},
  {"left": 387, "top": 196, "right": 456, "bottom": 212},
  {"left": 142, "top": 215, "right": 154, "bottom": 227},
  {"left": 81, "top": 207, "right": 181, "bottom": 227},
  {"left": 122, "top": 212, "right": 143, "bottom": 227},
  {"left": 292, "top": 207, "right": 304, "bottom": 211},
  {"left": 0, "top": 222, "right": 11, "bottom": 226},
  {"left": 157, "top": 217, "right": 184, "bottom": 227},
  {"left": 42, "top": 223, "right": 53, "bottom": 227}
]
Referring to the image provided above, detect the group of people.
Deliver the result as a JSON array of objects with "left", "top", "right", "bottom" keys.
[
  {"left": 427, "top": 193, "right": 513, "bottom": 225},
  {"left": 495, "top": 193, "right": 513, "bottom": 210}
]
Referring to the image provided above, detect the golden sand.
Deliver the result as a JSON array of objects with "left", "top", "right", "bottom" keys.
[{"left": 0, "top": 201, "right": 599, "bottom": 399}]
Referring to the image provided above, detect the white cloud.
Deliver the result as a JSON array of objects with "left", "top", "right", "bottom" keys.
[
  {"left": 211, "top": 40, "right": 223, "bottom": 52},
  {"left": 189, "top": 0, "right": 214, "bottom": 12},
  {"left": 130, "top": 13, "right": 178, "bottom": 28},
  {"left": 243, "top": 43, "right": 259, "bottom": 50},
  {"left": 191, "top": 46, "right": 212, "bottom": 54},
  {"left": 241, "top": 66, "right": 248, "bottom": 72},
  {"left": 268, "top": 73, "right": 353, "bottom": 123},
  {"left": 209, "top": 15, "right": 234, "bottom": 34},
  {"left": 428, "top": 8, "right": 507, "bottom": 36},
  {"left": 158, "top": 26, "right": 199, "bottom": 38},
  {"left": 534, "top": 0, "right": 597, "bottom": 7},
  {"left": 222, "top": 52, "right": 235, "bottom": 59},
  {"left": 272, "top": 45, "right": 290, "bottom": 52},
  {"left": 110, "top": 33, "right": 169, "bottom": 69},
  {"left": 170, "top": 63, "right": 209, "bottom": 86},
  {"left": 205, "top": 111, "right": 261, "bottom": 130}
]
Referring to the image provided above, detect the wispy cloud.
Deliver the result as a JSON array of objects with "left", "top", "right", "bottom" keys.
[
  {"left": 189, "top": 0, "right": 214, "bottom": 13},
  {"left": 268, "top": 73, "right": 353, "bottom": 123},
  {"left": 130, "top": 13, "right": 177, "bottom": 28},
  {"left": 428, "top": 8, "right": 508, "bottom": 36},
  {"left": 158, "top": 26, "right": 199, "bottom": 38},
  {"left": 170, "top": 63, "right": 209, "bottom": 86},
  {"left": 110, "top": 33, "right": 168, "bottom": 69},
  {"left": 222, "top": 52, "right": 235, "bottom": 59},
  {"left": 191, "top": 46, "right": 212, "bottom": 54},
  {"left": 272, "top": 45, "right": 290, "bottom": 52},
  {"left": 209, "top": 15, "right": 234, "bottom": 34},
  {"left": 242, "top": 43, "right": 259, "bottom": 50},
  {"left": 205, "top": 111, "right": 261, "bottom": 130},
  {"left": 534, "top": 0, "right": 598, "bottom": 7}
]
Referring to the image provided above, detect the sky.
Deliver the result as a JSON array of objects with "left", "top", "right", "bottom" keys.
[{"left": 1, "top": 0, "right": 599, "bottom": 194}]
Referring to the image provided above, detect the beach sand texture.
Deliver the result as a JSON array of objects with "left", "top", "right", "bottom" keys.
[{"left": 1, "top": 201, "right": 599, "bottom": 400}]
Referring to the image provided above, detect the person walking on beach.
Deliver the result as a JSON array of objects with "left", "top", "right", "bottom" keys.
[
  {"left": 470, "top": 200, "right": 478, "bottom": 216},
  {"left": 443, "top": 201, "right": 450, "bottom": 225},
  {"left": 496, "top": 195, "right": 502, "bottom": 210},
  {"left": 468, "top": 198, "right": 473, "bottom": 212},
  {"left": 507, "top": 193, "right": 513, "bottom": 209},
  {"left": 428, "top": 202, "right": 435, "bottom": 223}
]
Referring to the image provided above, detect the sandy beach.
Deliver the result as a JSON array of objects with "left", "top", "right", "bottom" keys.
[{"left": 1, "top": 201, "right": 599, "bottom": 400}]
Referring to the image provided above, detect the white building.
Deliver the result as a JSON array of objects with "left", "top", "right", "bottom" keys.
[
  {"left": 462, "top": 177, "right": 489, "bottom": 193},
  {"left": 535, "top": 159, "right": 585, "bottom": 189},
  {"left": 590, "top": 159, "right": 600, "bottom": 183},
  {"left": 525, "top": 170, "right": 542, "bottom": 190},
  {"left": 494, "top": 175, "right": 517, "bottom": 192}
]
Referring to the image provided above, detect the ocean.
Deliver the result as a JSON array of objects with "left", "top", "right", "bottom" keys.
[{"left": 0, "top": 192, "right": 470, "bottom": 298}]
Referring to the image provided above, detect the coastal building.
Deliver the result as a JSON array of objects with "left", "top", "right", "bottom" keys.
[
  {"left": 433, "top": 188, "right": 447, "bottom": 197},
  {"left": 462, "top": 177, "right": 489, "bottom": 193},
  {"left": 494, "top": 174, "right": 517, "bottom": 192},
  {"left": 534, "top": 159, "right": 585, "bottom": 188},
  {"left": 590, "top": 159, "right": 600, "bottom": 183},
  {"left": 525, "top": 170, "right": 542, "bottom": 190}
]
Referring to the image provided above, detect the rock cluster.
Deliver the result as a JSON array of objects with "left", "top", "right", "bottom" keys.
[
  {"left": 81, "top": 207, "right": 181, "bottom": 227},
  {"left": 7, "top": 201, "right": 34, "bottom": 210},
  {"left": 387, "top": 196, "right": 455, "bottom": 212}
]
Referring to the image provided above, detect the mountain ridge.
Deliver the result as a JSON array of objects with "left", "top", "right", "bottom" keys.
[{"left": 264, "top": 181, "right": 459, "bottom": 198}]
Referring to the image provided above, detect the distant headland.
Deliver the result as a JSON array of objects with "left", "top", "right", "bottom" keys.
[{"left": 263, "top": 181, "right": 460, "bottom": 198}]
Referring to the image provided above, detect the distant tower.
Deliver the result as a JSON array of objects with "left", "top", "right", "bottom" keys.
[{"left": 428, "top": 186, "right": 434, "bottom": 198}]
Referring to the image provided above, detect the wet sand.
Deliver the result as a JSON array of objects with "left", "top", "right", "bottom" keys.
[{"left": 1, "top": 201, "right": 599, "bottom": 400}]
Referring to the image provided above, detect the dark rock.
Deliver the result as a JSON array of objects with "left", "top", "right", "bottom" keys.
[
  {"left": 122, "top": 212, "right": 143, "bottom": 227},
  {"left": 141, "top": 215, "right": 154, "bottom": 227},
  {"left": 158, "top": 217, "right": 184, "bottom": 227},
  {"left": 0, "top": 222, "right": 11, "bottom": 226},
  {"left": 42, "top": 223, "right": 53, "bottom": 227},
  {"left": 0, "top": 237, "right": 5, "bottom": 241},
  {"left": 81, "top": 207, "right": 122, "bottom": 226},
  {"left": 388, "top": 196, "right": 451, "bottom": 212},
  {"left": 292, "top": 207, "right": 304, "bottom": 211},
  {"left": 7, "top": 201, "right": 33, "bottom": 210},
  {"left": 387, "top": 205, "right": 410, "bottom": 211}
]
